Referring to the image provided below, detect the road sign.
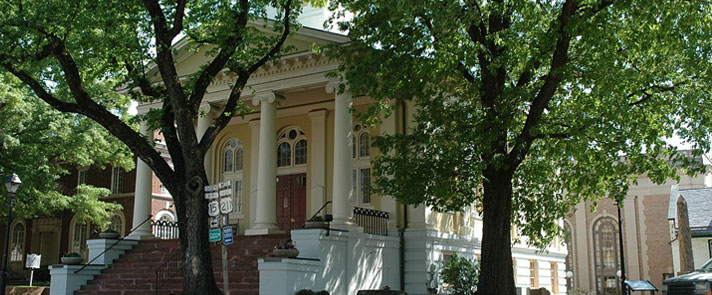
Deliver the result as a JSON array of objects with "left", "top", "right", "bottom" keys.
[
  {"left": 208, "top": 200, "right": 220, "bottom": 217},
  {"left": 25, "top": 254, "right": 40, "bottom": 269},
  {"left": 204, "top": 192, "right": 218, "bottom": 199},
  {"left": 219, "top": 181, "right": 231, "bottom": 188},
  {"left": 209, "top": 217, "right": 220, "bottom": 228},
  {"left": 219, "top": 188, "right": 232, "bottom": 197},
  {"left": 223, "top": 226, "right": 233, "bottom": 245},
  {"left": 220, "top": 197, "right": 233, "bottom": 214},
  {"left": 209, "top": 228, "right": 221, "bottom": 242}
]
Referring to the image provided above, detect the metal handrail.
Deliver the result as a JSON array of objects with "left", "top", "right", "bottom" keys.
[
  {"left": 309, "top": 201, "right": 332, "bottom": 221},
  {"left": 154, "top": 250, "right": 183, "bottom": 295},
  {"left": 74, "top": 215, "right": 153, "bottom": 273}
]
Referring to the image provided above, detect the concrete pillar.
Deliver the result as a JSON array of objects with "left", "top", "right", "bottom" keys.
[
  {"left": 246, "top": 91, "right": 284, "bottom": 235},
  {"left": 249, "top": 119, "right": 260, "bottom": 228},
  {"left": 196, "top": 103, "right": 215, "bottom": 182},
  {"left": 574, "top": 202, "right": 590, "bottom": 289},
  {"left": 379, "top": 107, "right": 398, "bottom": 233},
  {"left": 308, "top": 109, "right": 327, "bottom": 216},
  {"left": 129, "top": 122, "right": 154, "bottom": 239},
  {"left": 326, "top": 82, "right": 357, "bottom": 230},
  {"left": 623, "top": 197, "right": 641, "bottom": 279}
]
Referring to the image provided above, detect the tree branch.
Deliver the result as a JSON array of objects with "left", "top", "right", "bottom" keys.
[
  {"left": 627, "top": 84, "right": 679, "bottom": 106},
  {"left": 246, "top": 0, "right": 294, "bottom": 74},
  {"left": 187, "top": 0, "right": 250, "bottom": 111},
  {"left": 125, "top": 61, "right": 166, "bottom": 99},
  {"left": 0, "top": 60, "right": 176, "bottom": 185},
  {"left": 168, "top": 0, "right": 187, "bottom": 38},
  {"left": 509, "top": 0, "right": 578, "bottom": 166},
  {"left": 199, "top": 0, "right": 294, "bottom": 154}
]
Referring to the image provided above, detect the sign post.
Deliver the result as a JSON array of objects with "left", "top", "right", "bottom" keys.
[
  {"left": 25, "top": 254, "right": 40, "bottom": 287},
  {"left": 206, "top": 181, "right": 234, "bottom": 295}
]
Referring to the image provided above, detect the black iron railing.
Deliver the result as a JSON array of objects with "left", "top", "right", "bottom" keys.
[
  {"left": 74, "top": 215, "right": 152, "bottom": 273},
  {"left": 353, "top": 207, "right": 389, "bottom": 236},
  {"left": 154, "top": 250, "right": 183, "bottom": 295},
  {"left": 152, "top": 219, "right": 179, "bottom": 239}
]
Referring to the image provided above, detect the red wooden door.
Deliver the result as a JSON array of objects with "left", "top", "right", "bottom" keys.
[{"left": 276, "top": 173, "right": 307, "bottom": 232}]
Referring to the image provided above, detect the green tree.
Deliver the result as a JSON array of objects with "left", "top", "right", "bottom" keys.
[
  {"left": 0, "top": 0, "right": 322, "bottom": 293},
  {"left": 329, "top": 1, "right": 712, "bottom": 294},
  {"left": 0, "top": 74, "right": 128, "bottom": 226},
  {"left": 442, "top": 255, "right": 479, "bottom": 295}
]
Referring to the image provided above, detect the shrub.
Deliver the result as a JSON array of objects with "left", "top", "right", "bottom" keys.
[
  {"left": 294, "top": 290, "right": 314, "bottom": 295},
  {"left": 308, "top": 216, "right": 325, "bottom": 222},
  {"left": 63, "top": 252, "right": 81, "bottom": 258},
  {"left": 441, "top": 255, "right": 479, "bottom": 295}
]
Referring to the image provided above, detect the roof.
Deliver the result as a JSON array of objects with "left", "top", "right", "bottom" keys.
[{"left": 669, "top": 187, "right": 712, "bottom": 229}]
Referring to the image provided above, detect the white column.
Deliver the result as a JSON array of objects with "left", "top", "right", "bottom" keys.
[
  {"left": 129, "top": 122, "right": 154, "bottom": 239},
  {"left": 196, "top": 103, "right": 215, "bottom": 182},
  {"left": 574, "top": 202, "right": 590, "bottom": 289},
  {"left": 308, "top": 109, "right": 327, "bottom": 216},
  {"left": 379, "top": 106, "right": 398, "bottom": 233},
  {"left": 248, "top": 119, "right": 260, "bottom": 228},
  {"left": 623, "top": 197, "right": 641, "bottom": 280},
  {"left": 327, "top": 82, "right": 357, "bottom": 230},
  {"left": 245, "top": 91, "right": 284, "bottom": 235}
]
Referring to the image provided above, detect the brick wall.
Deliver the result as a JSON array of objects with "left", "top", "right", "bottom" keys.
[{"left": 643, "top": 194, "right": 674, "bottom": 289}]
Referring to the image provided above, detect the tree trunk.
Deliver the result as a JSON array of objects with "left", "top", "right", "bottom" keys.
[
  {"left": 172, "top": 168, "right": 221, "bottom": 295},
  {"left": 476, "top": 168, "right": 516, "bottom": 295}
]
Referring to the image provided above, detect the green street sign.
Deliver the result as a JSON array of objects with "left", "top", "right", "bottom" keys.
[{"left": 209, "top": 228, "right": 221, "bottom": 242}]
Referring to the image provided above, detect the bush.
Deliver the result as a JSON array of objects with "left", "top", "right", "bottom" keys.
[
  {"left": 441, "top": 255, "right": 479, "bottom": 295},
  {"left": 63, "top": 252, "right": 81, "bottom": 258}
]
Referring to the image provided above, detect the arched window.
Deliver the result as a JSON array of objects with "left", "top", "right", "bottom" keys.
[
  {"left": 277, "top": 142, "right": 292, "bottom": 167},
  {"left": 235, "top": 147, "right": 243, "bottom": 170},
  {"left": 108, "top": 213, "right": 124, "bottom": 236},
  {"left": 593, "top": 217, "right": 620, "bottom": 295},
  {"left": 222, "top": 138, "right": 245, "bottom": 216},
  {"left": 359, "top": 132, "right": 370, "bottom": 158},
  {"left": 10, "top": 221, "right": 24, "bottom": 262},
  {"left": 224, "top": 149, "right": 234, "bottom": 172},
  {"left": 295, "top": 140, "right": 308, "bottom": 165},
  {"left": 222, "top": 139, "right": 243, "bottom": 173},
  {"left": 69, "top": 216, "right": 89, "bottom": 259},
  {"left": 353, "top": 123, "right": 371, "bottom": 204},
  {"left": 276, "top": 126, "right": 307, "bottom": 168}
]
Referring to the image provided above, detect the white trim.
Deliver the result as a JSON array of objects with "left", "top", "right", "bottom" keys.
[
  {"left": 155, "top": 210, "right": 177, "bottom": 221},
  {"left": 68, "top": 216, "right": 90, "bottom": 261},
  {"left": 108, "top": 212, "right": 126, "bottom": 236},
  {"left": 276, "top": 126, "right": 308, "bottom": 170},
  {"left": 9, "top": 219, "right": 25, "bottom": 263}
]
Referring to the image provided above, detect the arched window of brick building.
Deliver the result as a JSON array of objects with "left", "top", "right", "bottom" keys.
[{"left": 593, "top": 217, "right": 620, "bottom": 295}]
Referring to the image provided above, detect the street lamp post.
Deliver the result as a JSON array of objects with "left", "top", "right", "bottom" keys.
[
  {"left": 1, "top": 173, "right": 21, "bottom": 295},
  {"left": 616, "top": 200, "right": 627, "bottom": 295}
]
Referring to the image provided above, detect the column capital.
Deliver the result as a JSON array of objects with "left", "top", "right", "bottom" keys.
[
  {"left": 252, "top": 91, "right": 284, "bottom": 106},
  {"left": 326, "top": 81, "right": 350, "bottom": 94},
  {"left": 198, "top": 103, "right": 216, "bottom": 116}
]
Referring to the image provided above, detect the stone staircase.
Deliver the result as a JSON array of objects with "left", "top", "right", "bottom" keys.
[{"left": 74, "top": 234, "right": 290, "bottom": 295}]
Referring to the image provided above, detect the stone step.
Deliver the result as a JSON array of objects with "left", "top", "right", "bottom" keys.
[{"left": 77, "top": 234, "right": 287, "bottom": 294}]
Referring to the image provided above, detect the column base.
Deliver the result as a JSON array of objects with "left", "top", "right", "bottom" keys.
[
  {"left": 127, "top": 229, "right": 155, "bottom": 240},
  {"left": 245, "top": 227, "right": 285, "bottom": 236},
  {"left": 330, "top": 221, "right": 363, "bottom": 233}
]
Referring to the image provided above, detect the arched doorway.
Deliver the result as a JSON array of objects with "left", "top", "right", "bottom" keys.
[
  {"left": 276, "top": 126, "right": 307, "bottom": 232},
  {"left": 593, "top": 217, "right": 620, "bottom": 295}
]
